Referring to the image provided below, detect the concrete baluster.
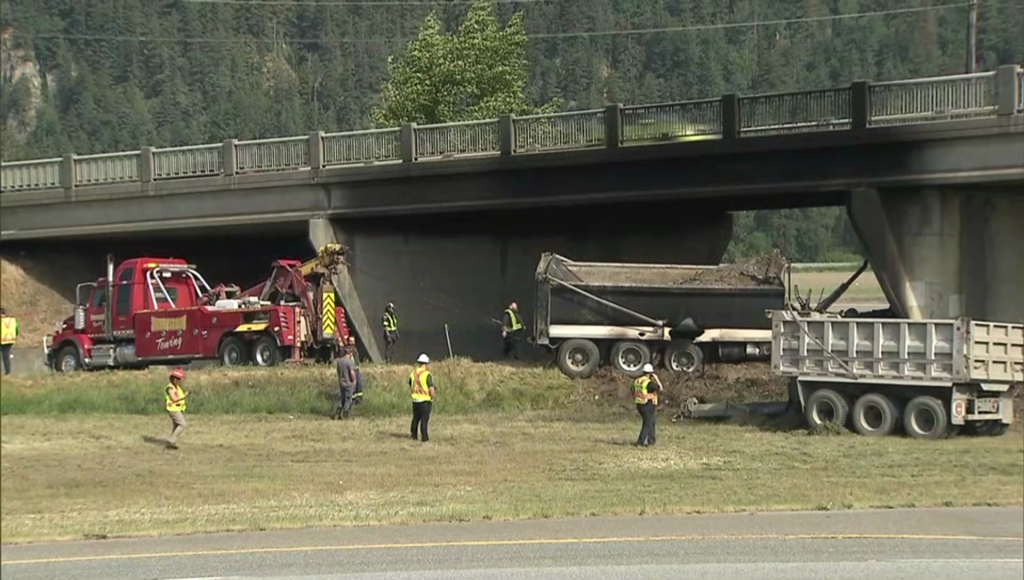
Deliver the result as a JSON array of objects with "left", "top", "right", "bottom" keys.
[
  {"left": 499, "top": 114, "right": 514, "bottom": 156},
  {"left": 140, "top": 147, "right": 155, "bottom": 183},
  {"left": 401, "top": 124, "right": 417, "bottom": 163},
  {"left": 851, "top": 81, "right": 870, "bottom": 131},
  {"left": 223, "top": 139, "right": 238, "bottom": 176},
  {"left": 61, "top": 154, "right": 76, "bottom": 198},
  {"left": 604, "top": 104, "right": 623, "bottom": 148},
  {"left": 721, "top": 94, "right": 739, "bottom": 139},
  {"left": 996, "top": 65, "right": 1021, "bottom": 116},
  {"left": 309, "top": 131, "right": 324, "bottom": 171}
]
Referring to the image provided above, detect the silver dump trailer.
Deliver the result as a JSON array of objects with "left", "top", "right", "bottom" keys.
[
  {"left": 533, "top": 253, "right": 786, "bottom": 378},
  {"left": 772, "top": 310, "right": 1022, "bottom": 439}
]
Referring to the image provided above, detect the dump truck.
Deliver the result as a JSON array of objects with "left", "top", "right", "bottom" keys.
[
  {"left": 680, "top": 310, "right": 1022, "bottom": 439},
  {"left": 533, "top": 253, "right": 787, "bottom": 378},
  {"left": 44, "top": 245, "right": 366, "bottom": 372}
]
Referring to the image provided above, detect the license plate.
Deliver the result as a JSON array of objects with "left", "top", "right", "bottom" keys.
[{"left": 975, "top": 399, "right": 1000, "bottom": 413}]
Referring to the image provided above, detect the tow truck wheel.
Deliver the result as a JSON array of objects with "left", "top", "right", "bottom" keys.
[
  {"left": 903, "top": 395, "right": 949, "bottom": 440},
  {"left": 252, "top": 336, "right": 282, "bottom": 367},
  {"left": 609, "top": 341, "right": 651, "bottom": 377},
  {"left": 55, "top": 345, "right": 82, "bottom": 373},
  {"left": 219, "top": 336, "right": 249, "bottom": 367}
]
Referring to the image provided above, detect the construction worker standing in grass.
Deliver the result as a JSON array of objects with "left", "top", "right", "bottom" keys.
[
  {"left": 0, "top": 307, "right": 18, "bottom": 375},
  {"left": 334, "top": 347, "right": 357, "bottom": 420},
  {"left": 410, "top": 353, "right": 436, "bottom": 443},
  {"left": 383, "top": 302, "right": 399, "bottom": 363},
  {"left": 347, "top": 336, "right": 364, "bottom": 406},
  {"left": 165, "top": 368, "right": 190, "bottom": 450},
  {"left": 501, "top": 301, "right": 525, "bottom": 360},
  {"left": 633, "top": 363, "right": 663, "bottom": 447}
]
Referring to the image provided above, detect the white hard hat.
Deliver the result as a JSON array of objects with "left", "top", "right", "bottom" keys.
[
  {"left": 642, "top": 363, "right": 654, "bottom": 373},
  {"left": 417, "top": 353, "right": 430, "bottom": 364}
]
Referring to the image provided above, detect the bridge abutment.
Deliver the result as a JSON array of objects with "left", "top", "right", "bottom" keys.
[
  {"left": 311, "top": 204, "right": 734, "bottom": 362},
  {"left": 850, "top": 188, "right": 1024, "bottom": 322}
]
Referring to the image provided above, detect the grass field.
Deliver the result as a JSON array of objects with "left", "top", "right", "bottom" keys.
[{"left": 2, "top": 360, "right": 1022, "bottom": 544}]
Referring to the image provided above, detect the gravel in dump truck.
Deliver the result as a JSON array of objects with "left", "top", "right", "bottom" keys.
[{"left": 533, "top": 252, "right": 786, "bottom": 379}]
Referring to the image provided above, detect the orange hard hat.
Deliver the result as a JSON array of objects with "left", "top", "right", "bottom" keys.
[{"left": 169, "top": 368, "right": 185, "bottom": 380}]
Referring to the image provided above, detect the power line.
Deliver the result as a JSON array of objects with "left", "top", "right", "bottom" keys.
[{"left": 8, "top": 2, "right": 979, "bottom": 44}]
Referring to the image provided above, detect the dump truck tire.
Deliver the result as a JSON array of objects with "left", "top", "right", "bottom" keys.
[
  {"left": 557, "top": 339, "right": 600, "bottom": 379},
  {"left": 851, "top": 393, "right": 899, "bottom": 436},
  {"left": 219, "top": 336, "right": 248, "bottom": 367},
  {"left": 804, "top": 388, "right": 849, "bottom": 429},
  {"left": 903, "top": 395, "right": 949, "bottom": 440},
  {"left": 664, "top": 340, "right": 704, "bottom": 374},
  {"left": 609, "top": 341, "right": 651, "bottom": 377}
]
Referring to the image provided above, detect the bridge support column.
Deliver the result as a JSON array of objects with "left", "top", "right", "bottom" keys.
[{"left": 849, "top": 188, "right": 1024, "bottom": 322}]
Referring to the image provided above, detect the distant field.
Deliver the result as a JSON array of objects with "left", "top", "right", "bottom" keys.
[
  {"left": 2, "top": 412, "right": 1020, "bottom": 543},
  {"left": 789, "top": 268, "right": 887, "bottom": 306}
]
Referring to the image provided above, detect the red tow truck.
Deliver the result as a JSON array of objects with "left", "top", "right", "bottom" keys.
[{"left": 45, "top": 245, "right": 353, "bottom": 372}]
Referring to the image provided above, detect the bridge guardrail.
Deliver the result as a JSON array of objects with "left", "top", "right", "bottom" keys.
[
  {"left": 0, "top": 158, "right": 63, "bottom": 192},
  {"left": 869, "top": 71, "right": 998, "bottom": 126},
  {"left": 739, "top": 87, "right": 851, "bottom": 136},
  {"left": 621, "top": 99, "right": 722, "bottom": 143},
  {"left": 323, "top": 128, "right": 402, "bottom": 166},
  {"left": 2, "top": 65, "right": 1020, "bottom": 194},
  {"left": 415, "top": 119, "right": 500, "bottom": 160},
  {"left": 154, "top": 143, "right": 223, "bottom": 180}
]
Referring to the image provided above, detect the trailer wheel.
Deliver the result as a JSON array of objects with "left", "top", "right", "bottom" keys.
[
  {"left": 850, "top": 393, "right": 899, "bottom": 436},
  {"left": 557, "top": 339, "right": 600, "bottom": 379},
  {"left": 903, "top": 395, "right": 948, "bottom": 440},
  {"left": 609, "top": 341, "right": 651, "bottom": 377},
  {"left": 252, "top": 336, "right": 282, "bottom": 367},
  {"left": 664, "top": 341, "right": 704, "bottom": 374},
  {"left": 219, "top": 336, "right": 249, "bottom": 367},
  {"left": 55, "top": 345, "right": 83, "bottom": 373},
  {"left": 967, "top": 421, "right": 1008, "bottom": 437},
  {"left": 804, "top": 388, "right": 849, "bottom": 429}
]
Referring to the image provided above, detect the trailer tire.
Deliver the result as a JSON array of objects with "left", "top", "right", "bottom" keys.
[
  {"left": 664, "top": 341, "right": 704, "bottom": 374},
  {"left": 987, "top": 422, "right": 1009, "bottom": 437},
  {"left": 804, "top": 388, "right": 849, "bottom": 429},
  {"left": 252, "top": 336, "right": 282, "bottom": 367},
  {"left": 55, "top": 344, "right": 83, "bottom": 373},
  {"left": 219, "top": 336, "right": 249, "bottom": 367},
  {"left": 609, "top": 341, "right": 651, "bottom": 377},
  {"left": 903, "top": 395, "right": 948, "bottom": 440},
  {"left": 557, "top": 339, "right": 600, "bottom": 379},
  {"left": 851, "top": 393, "right": 899, "bottom": 437},
  {"left": 968, "top": 421, "right": 1008, "bottom": 437}
]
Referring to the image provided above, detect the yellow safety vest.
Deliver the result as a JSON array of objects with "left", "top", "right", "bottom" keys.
[
  {"left": 506, "top": 309, "right": 523, "bottom": 332},
  {"left": 165, "top": 383, "right": 187, "bottom": 412},
  {"left": 0, "top": 316, "right": 18, "bottom": 345},
  {"left": 410, "top": 366, "right": 433, "bottom": 402},
  {"left": 384, "top": 312, "right": 398, "bottom": 332},
  {"left": 633, "top": 376, "right": 657, "bottom": 405}
]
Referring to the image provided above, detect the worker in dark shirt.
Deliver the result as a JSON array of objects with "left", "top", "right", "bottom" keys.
[
  {"left": 346, "top": 336, "right": 364, "bottom": 405},
  {"left": 501, "top": 301, "right": 525, "bottom": 360},
  {"left": 382, "top": 302, "right": 399, "bottom": 363},
  {"left": 334, "top": 349, "right": 357, "bottom": 420}
]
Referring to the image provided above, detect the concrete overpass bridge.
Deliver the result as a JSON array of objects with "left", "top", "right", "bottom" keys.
[{"left": 2, "top": 66, "right": 1022, "bottom": 360}]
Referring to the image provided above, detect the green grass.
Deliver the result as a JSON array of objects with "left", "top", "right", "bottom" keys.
[
  {"left": 0, "top": 359, "right": 585, "bottom": 416},
  {"left": 1, "top": 413, "right": 1020, "bottom": 543}
]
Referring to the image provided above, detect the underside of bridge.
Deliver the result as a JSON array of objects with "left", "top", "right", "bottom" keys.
[{"left": 849, "top": 186, "right": 1024, "bottom": 323}]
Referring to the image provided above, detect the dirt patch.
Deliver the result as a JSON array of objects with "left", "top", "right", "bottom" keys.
[
  {"left": 566, "top": 251, "right": 787, "bottom": 289},
  {"left": 0, "top": 256, "right": 73, "bottom": 349},
  {"left": 585, "top": 362, "right": 788, "bottom": 409},
  {"left": 687, "top": 250, "right": 787, "bottom": 287}
]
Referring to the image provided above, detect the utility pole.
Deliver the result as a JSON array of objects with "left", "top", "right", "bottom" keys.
[{"left": 966, "top": 0, "right": 978, "bottom": 73}]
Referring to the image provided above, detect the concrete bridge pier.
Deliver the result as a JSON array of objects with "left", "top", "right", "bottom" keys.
[
  {"left": 849, "top": 188, "right": 1024, "bottom": 322},
  {"left": 308, "top": 203, "right": 735, "bottom": 363}
]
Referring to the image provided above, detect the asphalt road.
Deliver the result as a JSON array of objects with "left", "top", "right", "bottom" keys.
[{"left": 2, "top": 507, "right": 1022, "bottom": 580}]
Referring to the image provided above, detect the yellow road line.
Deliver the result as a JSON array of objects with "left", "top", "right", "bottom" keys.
[{"left": 3, "top": 533, "right": 1022, "bottom": 566}]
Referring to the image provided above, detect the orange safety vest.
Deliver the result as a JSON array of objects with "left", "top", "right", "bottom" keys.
[{"left": 410, "top": 366, "right": 433, "bottom": 402}]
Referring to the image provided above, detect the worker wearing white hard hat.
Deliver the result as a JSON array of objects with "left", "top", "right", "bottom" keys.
[
  {"left": 632, "top": 363, "right": 663, "bottom": 447},
  {"left": 409, "top": 353, "right": 435, "bottom": 442}
]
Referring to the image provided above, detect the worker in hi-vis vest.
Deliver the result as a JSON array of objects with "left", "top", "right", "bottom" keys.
[
  {"left": 0, "top": 308, "right": 19, "bottom": 376},
  {"left": 165, "top": 368, "right": 190, "bottom": 449},
  {"left": 632, "top": 363, "right": 663, "bottom": 447},
  {"left": 501, "top": 301, "right": 525, "bottom": 360},
  {"left": 409, "top": 353, "right": 436, "bottom": 442},
  {"left": 383, "top": 302, "right": 399, "bottom": 363}
]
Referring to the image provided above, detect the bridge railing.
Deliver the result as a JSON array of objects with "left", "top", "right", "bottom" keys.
[{"left": 2, "top": 64, "right": 1020, "bottom": 194}]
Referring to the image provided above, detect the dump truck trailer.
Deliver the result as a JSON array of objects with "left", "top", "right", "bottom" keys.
[
  {"left": 533, "top": 253, "right": 786, "bottom": 378},
  {"left": 681, "top": 310, "right": 1022, "bottom": 439}
]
